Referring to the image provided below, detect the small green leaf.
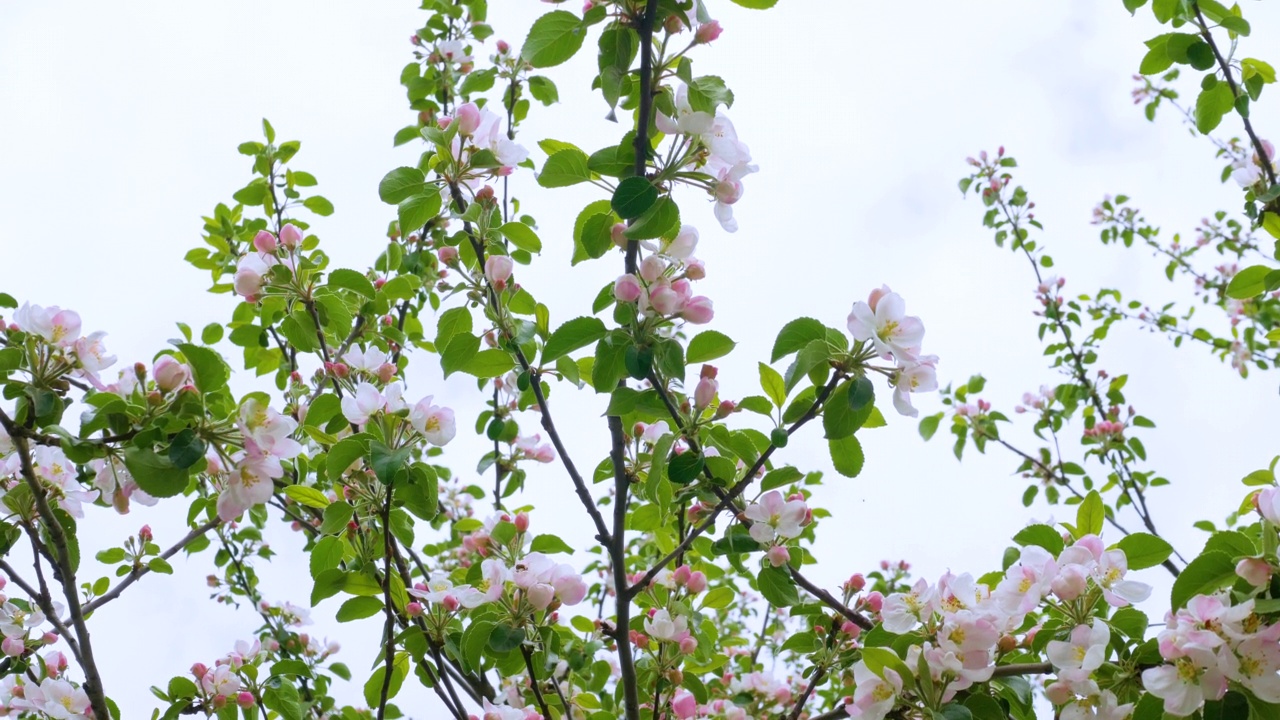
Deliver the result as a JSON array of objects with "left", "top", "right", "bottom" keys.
[
  {"left": 499, "top": 222, "right": 543, "bottom": 253},
  {"left": 529, "top": 534, "right": 574, "bottom": 554},
  {"left": 378, "top": 167, "right": 427, "bottom": 204},
  {"left": 123, "top": 446, "right": 190, "bottom": 499},
  {"left": 759, "top": 363, "right": 786, "bottom": 408},
  {"left": 611, "top": 177, "right": 658, "bottom": 220},
  {"left": 521, "top": 11, "right": 587, "bottom": 68},
  {"left": 686, "top": 330, "right": 736, "bottom": 364},
  {"left": 398, "top": 193, "right": 443, "bottom": 234},
  {"left": 538, "top": 149, "right": 592, "bottom": 188},
  {"left": 328, "top": 269, "right": 375, "bottom": 299},
  {"left": 543, "top": 317, "right": 607, "bottom": 364},
  {"left": 757, "top": 566, "right": 799, "bottom": 607},
  {"left": 178, "top": 344, "right": 229, "bottom": 394},
  {"left": 1170, "top": 551, "right": 1236, "bottom": 609},
  {"left": 1076, "top": 490, "right": 1104, "bottom": 537},
  {"left": 335, "top": 596, "right": 382, "bottom": 622},
  {"left": 1113, "top": 532, "right": 1173, "bottom": 570},
  {"left": 1226, "top": 264, "right": 1272, "bottom": 299},
  {"left": 284, "top": 485, "right": 331, "bottom": 509},
  {"left": 829, "top": 435, "right": 864, "bottom": 478}
]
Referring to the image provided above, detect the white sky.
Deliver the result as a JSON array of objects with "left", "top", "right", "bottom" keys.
[{"left": 2, "top": 1, "right": 1279, "bottom": 716}]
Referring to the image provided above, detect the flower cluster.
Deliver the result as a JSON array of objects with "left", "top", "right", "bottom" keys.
[
  {"left": 338, "top": 377, "right": 456, "bottom": 448},
  {"left": 10, "top": 303, "right": 117, "bottom": 390},
  {"left": 743, "top": 490, "right": 810, "bottom": 567},
  {"left": 847, "top": 286, "right": 939, "bottom": 417},
  {"left": 655, "top": 84, "right": 757, "bottom": 232},
  {"left": 614, "top": 225, "right": 713, "bottom": 324},
  {"left": 1141, "top": 593, "right": 1280, "bottom": 716},
  {"left": 234, "top": 224, "right": 304, "bottom": 301},
  {"left": 442, "top": 101, "right": 530, "bottom": 179},
  {"left": 215, "top": 397, "right": 305, "bottom": 522}
]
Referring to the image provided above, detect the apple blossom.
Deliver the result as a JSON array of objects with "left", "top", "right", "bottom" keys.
[
  {"left": 614, "top": 274, "right": 643, "bottom": 303},
  {"left": 13, "top": 303, "right": 81, "bottom": 347},
  {"left": 341, "top": 381, "right": 385, "bottom": 426},
  {"left": 153, "top": 355, "right": 191, "bottom": 392},
  {"left": 233, "top": 252, "right": 272, "bottom": 299},
  {"left": 1047, "top": 620, "right": 1110, "bottom": 674},
  {"left": 252, "top": 229, "right": 277, "bottom": 253},
  {"left": 743, "top": 491, "right": 807, "bottom": 544},
  {"left": 279, "top": 223, "right": 303, "bottom": 249},
  {"left": 682, "top": 296, "right": 715, "bottom": 324},
  {"left": 847, "top": 287, "right": 925, "bottom": 360}
]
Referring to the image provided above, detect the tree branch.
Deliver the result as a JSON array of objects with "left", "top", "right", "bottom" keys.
[{"left": 78, "top": 518, "right": 221, "bottom": 617}]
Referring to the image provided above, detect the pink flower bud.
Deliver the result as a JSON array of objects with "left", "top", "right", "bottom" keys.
[
  {"left": 438, "top": 246, "right": 458, "bottom": 264},
  {"left": 442, "top": 595, "right": 461, "bottom": 612},
  {"left": 153, "top": 356, "right": 191, "bottom": 393},
  {"left": 279, "top": 223, "right": 303, "bottom": 249},
  {"left": 41, "top": 632, "right": 56, "bottom": 646},
  {"left": 767, "top": 545, "right": 790, "bottom": 567},
  {"left": 43, "top": 651, "right": 67, "bottom": 677},
  {"left": 485, "top": 255, "right": 513, "bottom": 290},
  {"left": 681, "top": 296, "right": 714, "bottom": 324},
  {"left": 496, "top": 40, "right": 511, "bottom": 54},
  {"left": 1236, "top": 557, "right": 1272, "bottom": 587},
  {"left": 640, "top": 255, "right": 667, "bottom": 283},
  {"left": 406, "top": 601, "right": 424, "bottom": 617},
  {"left": 614, "top": 274, "right": 643, "bottom": 303},
  {"left": 611, "top": 223, "right": 628, "bottom": 248},
  {"left": 455, "top": 102, "right": 481, "bottom": 136},
  {"left": 867, "top": 285, "right": 891, "bottom": 312},
  {"left": 672, "top": 565, "right": 692, "bottom": 586},
  {"left": 840, "top": 621, "right": 861, "bottom": 639},
  {"left": 672, "top": 689, "right": 698, "bottom": 720},
  {"left": 191, "top": 663, "right": 209, "bottom": 680},
  {"left": 139, "top": 525, "right": 153, "bottom": 543},
  {"left": 514, "top": 512, "right": 530, "bottom": 533},
  {"left": 649, "top": 284, "right": 683, "bottom": 315},
  {"left": 377, "top": 363, "right": 397, "bottom": 384},
  {"left": 686, "top": 571, "right": 707, "bottom": 594},
  {"left": 237, "top": 692, "right": 255, "bottom": 709},
  {"left": 845, "top": 573, "right": 866, "bottom": 592},
  {"left": 714, "top": 400, "right": 735, "bottom": 419},
  {"left": 863, "top": 591, "right": 884, "bottom": 613},
  {"left": 253, "top": 230, "right": 278, "bottom": 254},
  {"left": 437, "top": 115, "right": 453, "bottom": 130},
  {"left": 694, "top": 376, "right": 717, "bottom": 410},
  {"left": 695, "top": 20, "right": 723, "bottom": 44},
  {"left": 678, "top": 635, "right": 698, "bottom": 655},
  {"left": 0, "top": 635, "right": 21, "bottom": 661}
]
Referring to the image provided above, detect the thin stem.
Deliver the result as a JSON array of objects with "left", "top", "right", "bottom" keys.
[
  {"left": 787, "top": 666, "right": 825, "bottom": 720},
  {"left": 520, "top": 646, "right": 554, "bottom": 720},
  {"left": 376, "top": 490, "right": 396, "bottom": 720},
  {"left": 78, "top": 519, "right": 221, "bottom": 617}
]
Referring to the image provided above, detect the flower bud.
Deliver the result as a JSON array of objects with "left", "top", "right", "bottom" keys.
[
  {"left": 253, "top": 230, "right": 278, "bottom": 254},
  {"left": 845, "top": 574, "right": 866, "bottom": 593},
  {"left": 153, "top": 356, "right": 191, "bottom": 393},
  {"left": 672, "top": 565, "right": 692, "bottom": 586},
  {"left": 41, "top": 632, "right": 57, "bottom": 646},
  {"left": 863, "top": 591, "right": 884, "bottom": 613},
  {"left": 714, "top": 400, "right": 735, "bottom": 419},
  {"left": 442, "top": 595, "right": 461, "bottom": 612},
  {"left": 139, "top": 525, "right": 153, "bottom": 543},
  {"left": 695, "top": 20, "right": 723, "bottom": 44},
  {"left": 485, "top": 255, "right": 514, "bottom": 290},
  {"left": 406, "top": 601, "right": 424, "bottom": 617},
  {"left": 514, "top": 512, "right": 530, "bottom": 533},
  {"left": 766, "top": 545, "right": 790, "bottom": 567},
  {"left": 694, "top": 376, "right": 717, "bottom": 410},
  {"left": 455, "top": 102, "right": 481, "bottom": 135},
  {"left": 678, "top": 635, "right": 698, "bottom": 654},
  {"left": 614, "top": 274, "right": 643, "bottom": 303},
  {"left": 686, "top": 571, "right": 707, "bottom": 594},
  {"left": 377, "top": 363, "right": 397, "bottom": 384},
  {"left": 191, "top": 663, "right": 209, "bottom": 680},
  {"left": 1236, "top": 557, "right": 1272, "bottom": 587},
  {"left": 438, "top": 246, "right": 458, "bottom": 264},
  {"left": 997, "top": 635, "right": 1018, "bottom": 653},
  {"left": 279, "top": 223, "right": 303, "bottom": 249},
  {"left": 496, "top": 40, "right": 511, "bottom": 54},
  {"left": 237, "top": 692, "right": 255, "bottom": 709},
  {"left": 0, "top": 637, "right": 21, "bottom": 658},
  {"left": 681, "top": 296, "right": 714, "bottom": 324}
]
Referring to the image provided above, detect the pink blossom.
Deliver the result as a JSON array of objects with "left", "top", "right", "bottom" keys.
[
  {"left": 13, "top": 303, "right": 81, "bottom": 347},
  {"left": 341, "top": 382, "right": 384, "bottom": 426},
  {"left": 682, "top": 296, "right": 714, "bottom": 324},
  {"left": 455, "top": 102, "right": 481, "bottom": 135},
  {"left": 279, "top": 224, "right": 303, "bottom": 249},
  {"left": 694, "top": 375, "right": 717, "bottom": 410},
  {"left": 1236, "top": 557, "right": 1272, "bottom": 587},
  {"left": 672, "top": 689, "right": 698, "bottom": 719},
  {"left": 766, "top": 545, "right": 790, "bottom": 567},
  {"left": 1047, "top": 620, "right": 1110, "bottom": 674},
  {"left": 233, "top": 253, "right": 272, "bottom": 299},
  {"left": 485, "top": 255, "right": 513, "bottom": 290},
  {"left": 847, "top": 288, "right": 925, "bottom": 360},
  {"left": 695, "top": 20, "right": 723, "bottom": 44},
  {"left": 614, "top": 274, "right": 643, "bottom": 303},
  {"left": 743, "top": 491, "right": 807, "bottom": 544},
  {"left": 663, "top": 226, "right": 699, "bottom": 260},
  {"left": 152, "top": 356, "right": 190, "bottom": 393},
  {"left": 253, "top": 230, "right": 277, "bottom": 253},
  {"left": 1258, "top": 487, "right": 1280, "bottom": 525},
  {"left": 411, "top": 396, "right": 456, "bottom": 446},
  {"left": 891, "top": 353, "right": 938, "bottom": 418}
]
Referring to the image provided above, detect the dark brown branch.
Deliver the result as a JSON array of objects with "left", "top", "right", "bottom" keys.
[
  {"left": 788, "top": 666, "right": 825, "bottom": 720},
  {"left": 376, "top": 492, "right": 396, "bottom": 720},
  {"left": 1191, "top": 5, "right": 1277, "bottom": 186},
  {"left": 520, "top": 646, "right": 555, "bottom": 720}
]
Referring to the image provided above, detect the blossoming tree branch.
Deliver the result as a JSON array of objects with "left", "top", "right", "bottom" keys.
[{"left": 1, "top": 0, "right": 1279, "bottom": 719}]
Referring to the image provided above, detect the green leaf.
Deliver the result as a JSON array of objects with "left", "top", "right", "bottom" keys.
[
  {"left": 441, "top": 333, "right": 481, "bottom": 378},
  {"left": 623, "top": 197, "right": 679, "bottom": 240},
  {"left": 319, "top": 501, "right": 355, "bottom": 535},
  {"left": 847, "top": 375, "right": 875, "bottom": 414},
  {"left": 686, "top": 331, "right": 736, "bottom": 364},
  {"left": 1242, "top": 468, "right": 1276, "bottom": 486},
  {"left": 487, "top": 623, "right": 526, "bottom": 652},
  {"left": 262, "top": 679, "right": 304, "bottom": 720},
  {"left": 700, "top": 586, "right": 734, "bottom": 610},
  {"left": 1076, "top": 490, "right": 1104, "bottom": 537},
  {"left": 167, "top": 429, "right": 206, "bottom": 470},
  {"left": 378, "top": 167, "right": 427, "bottom": 204},
  {"left": 919, "top": 412, "right": 944, "bottom": 441},
  {"left": 759, "top": 363, "right": 786, "bottom": 408},
  {"left": 728, "top": 0, "right": 778, "bottom": 7},
  {"left": 611, "top": 177, "right": 658, "bottom": 220},
  {"left": 543, "top": 317, "right": 607, "bottom": 364},
  {"left": 860, "top": 647, "right": 914, "bottom": 689},
  {"left": 757, "top": 566, "right": 799, "bottom": 607},
  {"left": 398, "top": 192, "right": 443, "bottom": 234},
  {"left": 1012, "top": 524, "right": 1065, "bottom": 556},
  {"left": 1170, "top": 551, "right": 1236, "bottom": 609},
  {"left": 462, "top": 349, "right": 516, "bottom": 378},
  {"left": 771, "top": 318, "right": 827, "bottom": 362},
  {"left": 148, "top": 557, "right": 174, "bottom": 574},
  {"left": 335, "top": 596, "right": 382, "bottom": 622},
  {"left": 529, "top": 534, "right": 575, "bottom": 554},
  {"left": 829, "top": 435, "right": 864, "bottom": 478},
  {"left": 499, "top": 222, "right": 543, "bottom": 253},
  {"left": 521, "top": 11, "right": 587, "bottom": 68},
  {"left": 686, "top": 76, "right": 734, "bottom": 113},
  {"left": 1226, "top": 264, "right": 1272, "bottom": 299},
  {"left": 309, "top": 536, "right": 343, "bottom": 579},
  {"left": 369, "top": 441, "right": 411, "bottom": 485},
  {"left": 178, "top": 344, "right": 229, "bottom": 394},
  {"left": 537, "top": 149, "right": 592, "bottom": 188},
  {"left": 327, "top": 437, "right": 367, "bottom": 480},
  {"left": 328, "top": 269, "right": 376, "bottom": 299},
  {"left": 302, "top": 196, "right": 333, "bottom": 216},
  {"left": 1195, "top": 81, "right": 1235, "bottom": 134},
  {"left": 668, "top": 451, "right": 704, "bottom": 484},
  {"left": 1114, "top": 532, "right": 1173, "bottom": 570},
  {"left": 123, "top": 446, "right": 190, "bottom": 499}
]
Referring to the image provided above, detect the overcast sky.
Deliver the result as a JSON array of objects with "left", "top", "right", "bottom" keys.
[{"left": 3, "top": 1, "right": 1279, "bottom": 716}]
